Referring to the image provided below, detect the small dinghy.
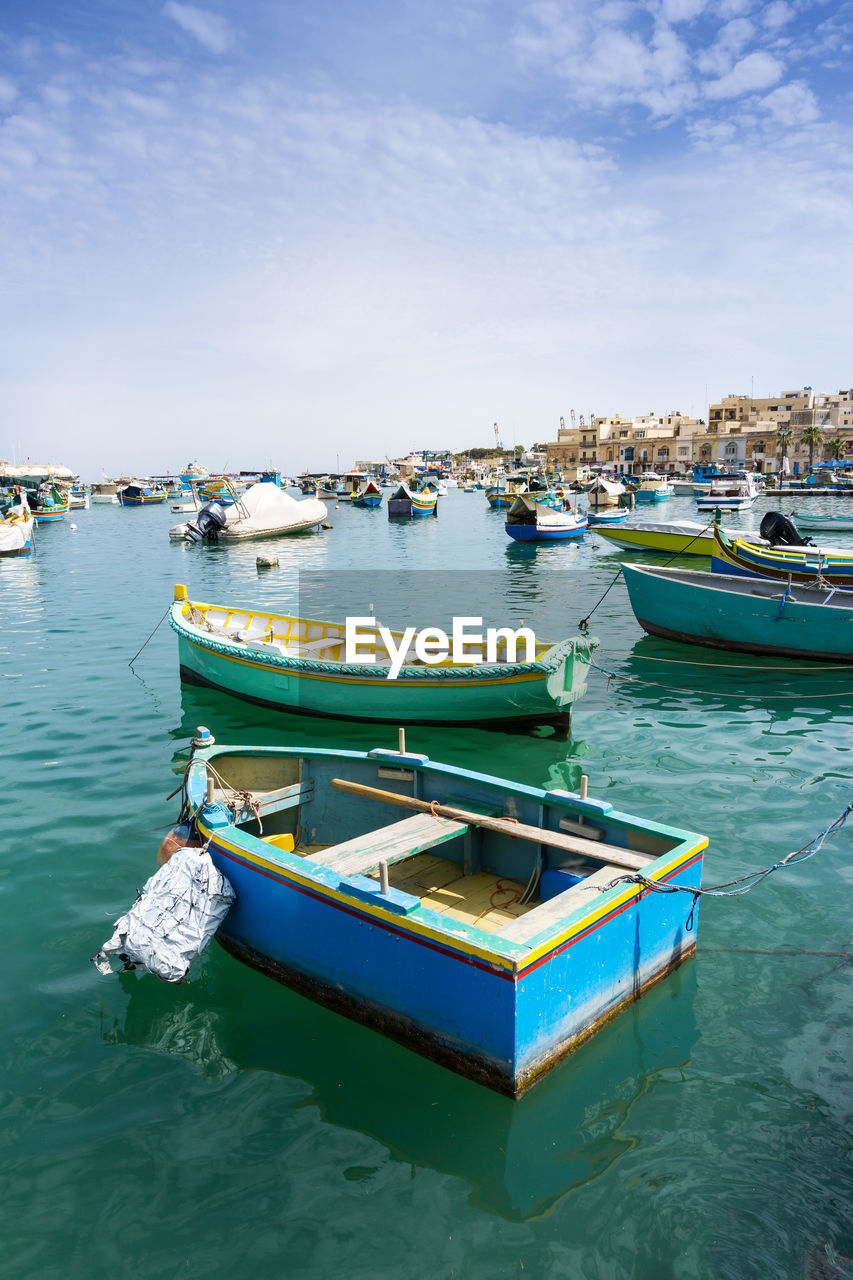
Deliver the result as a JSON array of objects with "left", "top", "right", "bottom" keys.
[
  {"left": 169, "top": 482, "right": 327, "bottom": 542},
  {"left": 505, "top": 495, "right": 588, "bottom": 542},
  {"left": 791, "top": 511, "right": 853, "bottom": 532},
  {"left": 160, "top": 734, "right": 708, "bottom": 1095}
]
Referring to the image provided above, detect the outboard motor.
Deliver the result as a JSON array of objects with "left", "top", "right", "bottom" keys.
[
  {"left": 759, "top": 511, "right": 813, "bottom": 547},
  {"left": 185, "top": 501, "right": 228, "bottom": 544}
]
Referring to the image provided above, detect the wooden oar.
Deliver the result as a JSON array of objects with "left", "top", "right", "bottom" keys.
[{"left": 330, "top": 778, "right": 654, "bottom": 872}]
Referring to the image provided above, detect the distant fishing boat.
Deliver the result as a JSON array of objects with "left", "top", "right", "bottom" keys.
[
  {"left": 696, "top": 474, "right": 758, "bottom": 511},
  {"left": 505, "top": 496, "right": 588, "bottom": 542},
  {"left": 29, "top": 484, "right": 68, "bottom": 523},
  {"left": 622, "top": 561, "right": 853, "bottom": 662},
  {"left": 632, "top": 474, "right": 674, "bottom": 504},
  {"left": 791, "top": 511, "right": 853, "bottom": 532},
  {"left": 169, "top": 483, "right": 326, "bottom": 542},
  {"left": 586, "top": 508, "right": 630, "bottom": 527},
  {"left": 69, "top": 483, "right": 89, "bottom": 509},
  {"left": 180, "top": 461, "right": 208, "bottom": 484},
  {"left": 387, "top": 483, "right": 437, "bottom": 518},
  {"left": 0, "top": 491, "right": 34, "bottom": 555},
  {"left": 711, "top": 523, "right": 853, "bottom": 585},
  {"left": 169, "top": 586, "right": 597, "bottom": 729},
  {"left": 178, "top": 737, "right": 706, "bottom": 1095},
  {"left": 91, "top": 481, "right": 120, "bottom": 504},
  {"left": 118, "top": 483, "right": 167, "bottom": 506},
  {"left": 594, "top": 520, "right": 762, "bottom": 557},
  {"left": 587, "top": 477, "right": 626, "bottom": 509},
  {"left": 351, "top": 479, "right": 383, "bottom": 508}
]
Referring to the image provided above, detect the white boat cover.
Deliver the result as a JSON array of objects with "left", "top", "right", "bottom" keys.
[
  {"left": 0, "top": 514, "right": 33, "bottom": 553},
  {"left": 169, "top": 482, "right": 327, "bottom": 540},
  {"left": 589, "top": 478, "right": 625, "bottom": 497},
  {"left": 92, "top": 848, "right": 235, "bottom": 982}
]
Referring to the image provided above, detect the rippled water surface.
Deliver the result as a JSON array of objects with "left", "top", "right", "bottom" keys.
[{"left": 1, "top": 489, "right": 851, "bottom": 1279}]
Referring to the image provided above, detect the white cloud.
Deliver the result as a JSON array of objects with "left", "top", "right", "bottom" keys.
[
  {"left": 705, "top": 49, "right": 783, "bottom": 98},
  {"left": 762, "top": 1, "right": 794, "bottom": 30},
  {"left": 0, "top": 76, "right": 19, "bottom": 108},
  {"left": 760, "top": 80, "right": 820, "bottom": 125},
  {"left": 161, "top": 3, "right": 235, "bottom": 55}
]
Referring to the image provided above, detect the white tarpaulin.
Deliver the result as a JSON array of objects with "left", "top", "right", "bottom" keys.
[
  {"left": 92, "top": 848, "right": 235, "bottom": 982},
  {"left": 169, "top": 482, "right": 327, "bottom": 540}
]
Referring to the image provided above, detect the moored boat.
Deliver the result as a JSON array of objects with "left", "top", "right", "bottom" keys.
[
  {"left": 505, "top": 496, "right": 588, "bottom": 542},
  {"left": 696, "top": 473, "right": 758, "bottom": 511},
  {"left": 586, "top": 507, "right": 630, "bottom": 526},
  {"left": 169, "top": 482, "right": 326, "bottom": 542},
  {"left": 169, "top": 586, "right": 598, "bottom": 729},
  {"left": 118, "top": 483, "right": 167, "bottom": 506},
  {"left": 0, "top": 491, "right": 34, "bottom": 555},
  {"left": 388, "top": 483, "right": 438, "bottom": 518},
  {"left": 594, "top": 520, "right": 762, "bottom": 557},
  {"left": 622, "top": 561, "right": 853, "bottom": 661},
  {"left": 179, "top": 737, "right": 707, "bottom": 1094},
  {"left": 791, "top": 511, "right": 853, "bottom": 533},
  {"left": 711, "top": 523, "right": 853, "bottom": 585},
  {"left": 91, "top": 481, "right": 120, "bottom": 504},
  {"left": 29, "top": 483, "right": 69, "bottom": 523},
  {"left": 351, "top": 479, "right": 383, "bottom": 508},
  {"left": 632, "top": 474, "right": 674, "bottom": 504}
]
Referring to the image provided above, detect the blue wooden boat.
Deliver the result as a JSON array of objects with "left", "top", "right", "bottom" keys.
[
  {"left": 622, "top": 561, "right": 853, "bottom": 661},
  {"left": 118, "top": 483, "right": 167, "bottom": 506},
  {"left": 352, "top": 479, "right": 383, "bottom": 508},
  {"left": 586, "top": 508, "right": 629, "bottom": 527},
  {"left": 505, "top": 496, "right": 588, "bottom": 542},
  {"left": 169, "top": 586, "right": 597, "bottom": 729},
  {"left": 711, "top": 523, "right": 853, "bottom": 586},
  {"left": 29, "top": 483, "right": 68, "bottom": 523},
  {"left": 388, "top": 483, "right": 437, "bottom": 518},
  {"left": 181, "top": 738, "right": 707, "bottom": 1095}
]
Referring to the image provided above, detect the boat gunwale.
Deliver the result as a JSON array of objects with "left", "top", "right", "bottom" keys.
[
  {"left": 169, "top": 598, "right": 595, "bottom": 681},
  {"left": 187, "top": 745, "right": 707, "bottom": 973}
]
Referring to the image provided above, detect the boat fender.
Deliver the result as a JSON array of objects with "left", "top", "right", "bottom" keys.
[
  {"left": 157, "top": 825, "right": 201, "bottom": 868},
  {"left": 92, "top": 847, "right": 235, "bottom": 982}
]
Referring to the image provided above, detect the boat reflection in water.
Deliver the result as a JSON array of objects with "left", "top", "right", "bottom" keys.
[{"left": 106, "top": 956, "right": 698, "bottom": 1222}]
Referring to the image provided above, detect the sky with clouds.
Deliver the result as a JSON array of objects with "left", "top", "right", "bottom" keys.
[{"left": 1, "top": 0, "right": 851, "bottom": 475}]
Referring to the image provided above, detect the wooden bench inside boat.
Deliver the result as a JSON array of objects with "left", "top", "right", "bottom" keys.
[
  {"left": 498, "top": 864, "right": 626, "bottom": 943},
  {"left": 304, "top": 812, "right": 470, "bottom": 878}
]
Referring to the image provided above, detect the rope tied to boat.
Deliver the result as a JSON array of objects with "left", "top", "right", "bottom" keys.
[
  {"left": 578, "top": 520, "right": 715, "bottom": 630},
  {"left": 604, "top": 802, "right": 853, "bottom": 909}
]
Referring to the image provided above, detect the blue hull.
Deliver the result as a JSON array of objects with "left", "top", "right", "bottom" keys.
[
  {"left": 506, "top": 525, "right": 586, "bottom": 542},
  {"left": 188, "top": 745, "right": 706, "bottom": 1095}
]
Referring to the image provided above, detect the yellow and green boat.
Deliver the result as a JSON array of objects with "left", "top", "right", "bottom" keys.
[
  {"left": 593, "top": 519, "right": 761, "bottom": 557},
  {"left": 169, "top": 586, "right": 598, "bottom": 729}
]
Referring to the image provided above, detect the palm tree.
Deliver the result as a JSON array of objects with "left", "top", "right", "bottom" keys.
[
  {"left": 776, "top": 425, "right": 794, "bottom": 474},
  {"left": 800, "top": 423, "right": 824, "bottom": 470},
  {"left": 826, "top": 436, "right": 846, "bottom": 462}
]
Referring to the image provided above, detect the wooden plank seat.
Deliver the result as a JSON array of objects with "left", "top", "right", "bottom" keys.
[
  {"left": 304, "top": 812, "right": 469, "bottom": 879},
  {"left": 220, "top": 779, "right": 315, "bottom": 823},
  {"left": 499, "top": 864, "right": 626, "bottom": 943}
]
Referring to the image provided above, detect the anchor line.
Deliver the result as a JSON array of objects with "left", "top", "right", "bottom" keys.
[
  {"left": 587, "top": 656, "right": 853, "bottom": 701},
  {"left": 578, "top": 520, "right": 715, "bottom": 631}
]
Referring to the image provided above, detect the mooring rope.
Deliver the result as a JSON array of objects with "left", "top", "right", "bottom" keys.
[
  {"left": 604, "top": 804, "right": 853, "bottom": 918},
  {"left": 579, "top": 520, "right": 715, "bottom": 630},
  {"left": 588, "top": 655, "right": 853, "bottom": 701}
]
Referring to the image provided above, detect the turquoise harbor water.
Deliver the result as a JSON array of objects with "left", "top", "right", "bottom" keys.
[{"left": 1, "top": 489, "right": 851, "bottom": 1279}]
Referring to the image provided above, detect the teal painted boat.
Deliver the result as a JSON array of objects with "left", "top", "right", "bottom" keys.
[
  {"left": 622, "top": 561, "right": 853, "bottom": 661},
  {"left": 181, "top": 738, "right": 707, "bottom": 1094},
  {"left": 169, "top": 586, "right": 598, "bottom": 729}
]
